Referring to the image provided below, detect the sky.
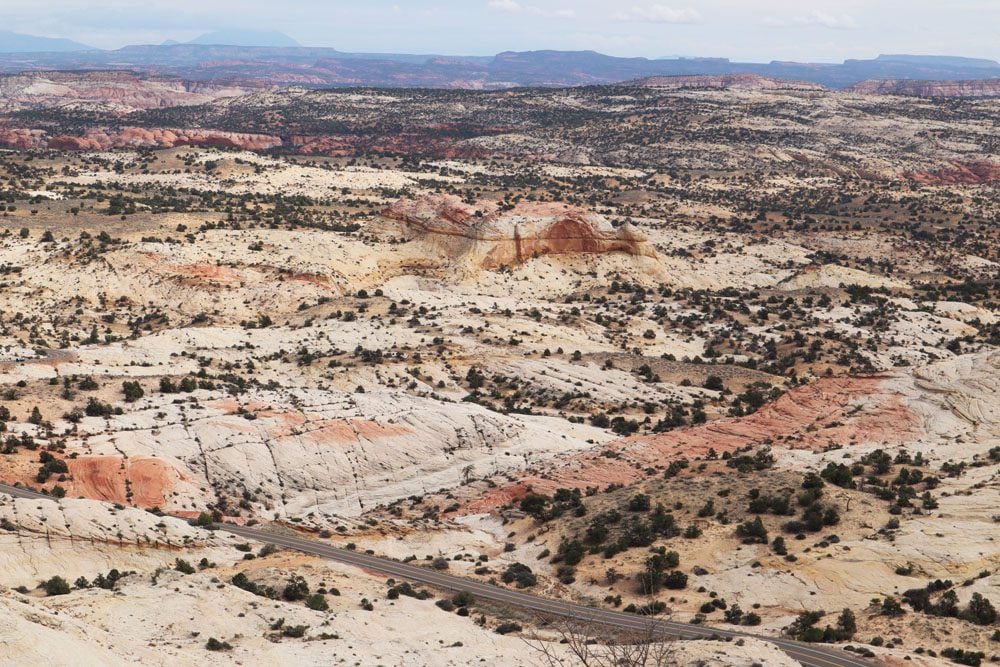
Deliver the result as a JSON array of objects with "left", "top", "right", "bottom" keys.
[{"left": 1, "top": 0, "right": 999, "bottom": 63}]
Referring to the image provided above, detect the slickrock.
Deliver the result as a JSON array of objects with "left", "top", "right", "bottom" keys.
[
  {"left": 0, "top": 563, "right": 803, "bottom": 666},
  {"left": 61, "top": 387, "right": 608, "bottom": 519},
  {"left": 779, "top": 263, "right": 910, "bottom": 290},
  {"left": 0, "top": 496, "right": 226, "bottom": 586}
]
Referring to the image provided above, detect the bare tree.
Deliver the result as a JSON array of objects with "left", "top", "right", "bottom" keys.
[{"left": 524, "top": 613, "right": 676, "bottom": 667}]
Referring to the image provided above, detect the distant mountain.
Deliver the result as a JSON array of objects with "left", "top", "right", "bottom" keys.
[
  {"left": 490, "top": 50, "right": 680, "bottom": 86},
  {"left": 0, "top": 31, "right": 93, "bottom": 53},
  {"left": 0, "top": 44, "right": 999, "bottom": 94},
  {"left": 188, "top": 30, "right": 300, "bottom": 48}
]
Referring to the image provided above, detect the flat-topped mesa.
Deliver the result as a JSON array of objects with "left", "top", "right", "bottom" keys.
[
  {"left": 847, "top": 78, "right": 1000, "bottom": 98},
  {"left": 381, "top": 194, "right": 655, "bottom": 268},
  {"left": 630, "top": 74, "right": 827, "bottom": 92}
]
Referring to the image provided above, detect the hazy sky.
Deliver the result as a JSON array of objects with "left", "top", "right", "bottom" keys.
[{"left": 2, "top": 0, "right": 999, "bottom": 62}]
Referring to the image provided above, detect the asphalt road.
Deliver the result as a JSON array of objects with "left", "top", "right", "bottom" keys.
[{"left": 0, "top": 482, "right": 874, "bottom": 667}]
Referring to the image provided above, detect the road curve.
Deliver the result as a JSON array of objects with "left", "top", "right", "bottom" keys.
[{"left": 0, "top": 483, "right": 874, "bottom": 667}]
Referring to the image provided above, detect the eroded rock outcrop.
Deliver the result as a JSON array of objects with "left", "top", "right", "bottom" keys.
[
  {"left": 0, "top": 128, "right": 45, "bottom": 149},
  {"left": 381, "top": 194, "right": 656, "bottom": 268},
  {"left": 906, "top": 160, "right": 1000, "bottom": 185}
]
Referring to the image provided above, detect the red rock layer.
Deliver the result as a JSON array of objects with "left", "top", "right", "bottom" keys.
[
  {"left": 0, "top": 128, "right": 46, "bottom": 149},
  {"left": 67, "top": 456, "right": 179, "bottom": 508},
  {"left": 906, "top": 160, "right": 1000, "bottom": 185},
  {"left": 462, "top": 375, "right": 922, "bottom": 514}
]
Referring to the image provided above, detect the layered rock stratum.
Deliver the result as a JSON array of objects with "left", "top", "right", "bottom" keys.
[{"left": 847, "top": 77, "right": 1000, "bottom": 98}]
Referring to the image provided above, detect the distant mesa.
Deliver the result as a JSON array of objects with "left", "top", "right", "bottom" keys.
[
  {"left": 632, "top": 74, "right": 827, "bottom": 92},
  {"left": 381, "top": 194, "right": 655, "bottom": 269},
  {"left": 186, "top": 30, "right": 301, "bottom": 48},
  {"left": 847, "top": 78, "right": 1000, "bottom": 98},
  {"left": 0, "top": 30, "right": 93, "bottom": 53},
  {"left": 873, "top": 54, "right": 1000, "bottom": 69}
]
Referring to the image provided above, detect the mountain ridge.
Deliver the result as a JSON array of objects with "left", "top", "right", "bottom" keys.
[
  {"left": 0, "top": 42, "right": 998, "bottom": 91},
  {"left": 0, "top": 30, "right": 94, "bottom": 53}
]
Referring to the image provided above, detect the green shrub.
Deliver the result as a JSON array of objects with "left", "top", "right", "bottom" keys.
[
  {"left": 42, "top": 575, "right": 70, "bottom": 596},
  {"left": 205, "top": 638, "right": 232, "bottom": 651},
  {"left": 305, "top": 593, "right": 329, "bottom": 611}
]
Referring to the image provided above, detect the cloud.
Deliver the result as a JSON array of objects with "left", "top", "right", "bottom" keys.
[
  {"left": 487, "top": 0, "right": 575, "bottom": 18},
  {"left": 763, "top": 10, "right": 857, "bottom": 29},
  {"left": 614, "top": 4, "right": 701, "bottom": 24},
  {"left": 487, "top": 0, "right": 520, "bottom": 11}
]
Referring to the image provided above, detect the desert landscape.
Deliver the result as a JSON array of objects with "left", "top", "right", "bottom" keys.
[{"left": 0, "top": 34, "right": 996, "bottom": 667}]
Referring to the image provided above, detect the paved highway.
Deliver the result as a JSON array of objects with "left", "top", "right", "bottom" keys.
[{"left": 0, "top": 483, "right": 874, "bottom": 667}]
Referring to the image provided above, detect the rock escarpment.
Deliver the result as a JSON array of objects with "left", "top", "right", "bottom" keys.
[
  {"left": 381, "top": 194, "right": 656, "bottom": 268},
  {"left": 847, "top": 78, "right": 1000, "bottom": 98}
]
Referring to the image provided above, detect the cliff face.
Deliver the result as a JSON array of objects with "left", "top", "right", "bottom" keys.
[
  {"left": 632, "top": 74, "right": 827, "bottom": 91},
  {"left": 847, "top": 78, "right": 1000, "bottom": 98},
  {"left": 381, "top": 194, "right": 656, "bottom": 268}
]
